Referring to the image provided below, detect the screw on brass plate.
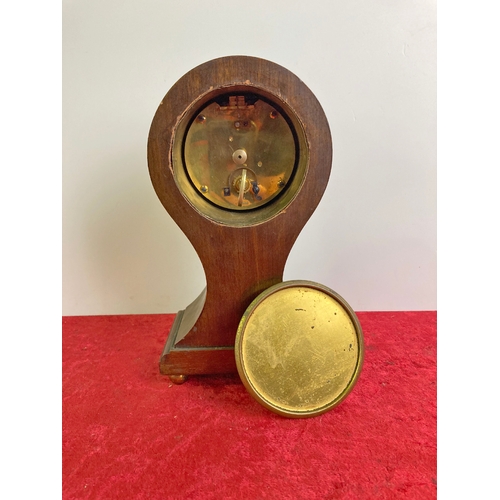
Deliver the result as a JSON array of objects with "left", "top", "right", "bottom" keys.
[
  {"left": 196, "top": 115, "right": 206, "bottom": 123},
  {"left": 200, "top": 185, "right": 208, "bottom": 193},
  {"left": 270, "top": 110, "right": 278, "bottom": 119},
  {"left": 278, "top": 179, "right": 285, "bottom": 188},
  {"left": 234, "top": 121, "right": 241, "bottom": 128},
  {"left": 257, "top": 161, "right": 263, "bottom": 167}
]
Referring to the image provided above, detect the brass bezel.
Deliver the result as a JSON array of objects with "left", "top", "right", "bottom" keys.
[{"left": 171, "top": 86, "right": 310, "bottom": 227}]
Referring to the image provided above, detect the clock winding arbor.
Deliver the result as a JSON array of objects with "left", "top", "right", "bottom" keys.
[{"left": 147, "top": 56, "right": 332, "bottom": 383}]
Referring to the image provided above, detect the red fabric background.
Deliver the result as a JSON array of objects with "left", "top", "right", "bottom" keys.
[{"left": 62, "top": 311, "right": 436, "bottom": 499}]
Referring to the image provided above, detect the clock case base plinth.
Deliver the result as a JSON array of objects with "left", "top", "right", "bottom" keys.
[
  {"left": 159, "top": 308, "right": 237, "bottom": 383},
  {"left": 159, "top": 279, "right": 283, "bottom": 382}
]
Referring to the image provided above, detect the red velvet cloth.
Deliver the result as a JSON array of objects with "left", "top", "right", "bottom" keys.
[{"left": 63, "top": 312, "right": 436, "bottom": 499}]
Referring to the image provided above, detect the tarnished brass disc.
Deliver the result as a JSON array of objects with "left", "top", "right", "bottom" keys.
[{"left": 235, "top": 281, "right": 364, "bottom": 418}]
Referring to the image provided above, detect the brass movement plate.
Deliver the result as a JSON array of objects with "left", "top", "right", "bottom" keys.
[
  {"left": 235, "top": 281, "right": 364, "bottom": 418},
  {"left": 183, "top": 94, "right": 297, "bottom": 211},
  {"left": 170, "top": 85, "right": 310, "bottom": 228}
]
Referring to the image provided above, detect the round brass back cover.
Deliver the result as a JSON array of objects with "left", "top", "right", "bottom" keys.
[{"left": 235, "top": 281, "right": 364, "bottom": 418}]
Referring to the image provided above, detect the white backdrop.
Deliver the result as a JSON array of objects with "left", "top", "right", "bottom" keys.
[{"left": 62, "top": 0, "right": 436, "bottom": 315}]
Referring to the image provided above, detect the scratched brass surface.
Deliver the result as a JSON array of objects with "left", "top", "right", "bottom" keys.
[
  {"left": 183, "top": 96, "right": 296, "bottom": 210},
  {"left": 235, "top": 281, "right": 364, "bottom": 418}
]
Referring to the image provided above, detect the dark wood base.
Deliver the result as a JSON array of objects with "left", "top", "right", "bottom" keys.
[{"left": 159, "top": 311, "right": 237, "bottom": 380}]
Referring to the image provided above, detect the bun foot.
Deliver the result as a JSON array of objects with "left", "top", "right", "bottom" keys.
[{"left": 169, "top": 374, "right": 187, "bottom": 384}]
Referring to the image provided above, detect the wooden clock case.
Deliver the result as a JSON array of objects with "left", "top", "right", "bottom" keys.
[{"left": 147, "top": 56, "right": 332, "bottom": 382}]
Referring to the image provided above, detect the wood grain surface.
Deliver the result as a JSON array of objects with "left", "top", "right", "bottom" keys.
[{"left": 147, "top": 56, "right": 332, "bottom": 375}]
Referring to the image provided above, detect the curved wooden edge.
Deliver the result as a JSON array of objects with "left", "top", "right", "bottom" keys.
[
  {"left": 148, "top": 56, "right": 333, "bottom": 350},
  {"left": 148, "top": 55, "right": 332, "bottom": 241}
]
